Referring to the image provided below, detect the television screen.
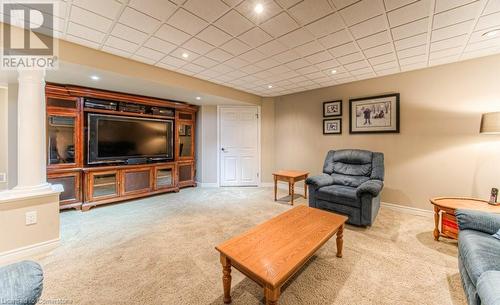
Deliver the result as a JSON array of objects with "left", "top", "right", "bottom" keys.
[{"left": 88, "top": 114, "right": 173, "bottom": 164}]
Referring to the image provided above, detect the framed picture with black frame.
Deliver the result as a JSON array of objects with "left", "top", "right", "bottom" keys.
[
  {"left": 323, "top": 100, "right": 342, "bottom": 117},
  {"left": 323, "top": 118, "right": 342, "bottom": 135},
  {"left": 349, "top": 93, "right": 400, "bottom": 134}
]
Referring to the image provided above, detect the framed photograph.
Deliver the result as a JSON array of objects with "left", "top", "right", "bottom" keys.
[
  {"left": 349, "top": 93, "right": 400, "bottom": 134},
  {"left": 323, "top": 118, "right": 342, "bottom": 135},
  {"left": 323, "top": 100, "right": 342, "bottom": 117}
]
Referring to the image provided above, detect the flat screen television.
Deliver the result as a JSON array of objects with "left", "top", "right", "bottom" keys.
[{"left": 87, "top": 114, "right": 174, "bottom": 164}]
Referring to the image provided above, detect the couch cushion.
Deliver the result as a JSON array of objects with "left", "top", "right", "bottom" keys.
[
  {"left": 332, "top": 163, "right": 372, "bottom": 176},
  {"left": 333, "top": 149, "right": 373, "bottom": 164},
  {"left": 477, "top": 271, "right": 500, "bottom": 305},
  {"left": 316, "top": 185, "right": 360, "bottom": 208},
  {"left": 331, "top": 173, "right": 369, "bottom": 187},
  {"left": 459, "top": 230, "right": 500, "bottom": 285}
]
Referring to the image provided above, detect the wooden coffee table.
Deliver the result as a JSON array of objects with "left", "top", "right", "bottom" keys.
[
  {"left": 272, "top": 170, "right": 309, "bottom": 205},
  {"left": 215, "top": 205, "right": 347, "bottom": 305},
  {"left": 430, "top": 197, "right": 500, "bottom": 240}
]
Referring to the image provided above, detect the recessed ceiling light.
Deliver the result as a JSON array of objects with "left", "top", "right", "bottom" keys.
[
  {"left": 254, "top": 3, "right": 264, "bottom": 14},
  {"left": 196, "top": 96, "right": 201, "bottom": 100},
  {"left": 182, "top": 52, "right": 189, "bottom": 58},
  {"left": 90, "top": 75, "right": 100, "bottom": 81},
  {"left": 482, "top": 29, "right": 500, "bottom": 38},
  {"left": 331, "top": 69, "right": 337, "bottom": 74},
  {"left": 268, "top": 85, "right": 273, "bottom": 89}
]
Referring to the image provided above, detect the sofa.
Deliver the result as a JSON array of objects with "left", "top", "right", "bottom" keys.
[
  {"left": 305, "top": 149, "right": 384, "bottom": 226},
  {"left": 456, "top": 209, "right": 500, "bottom": 305},
  {"left": 0, "top": 261, "right": 43, "bottom": 305}
]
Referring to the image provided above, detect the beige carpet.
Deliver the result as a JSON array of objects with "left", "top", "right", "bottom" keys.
[{"left": 32, "top": 187, "right": 466, "bottom": 305}]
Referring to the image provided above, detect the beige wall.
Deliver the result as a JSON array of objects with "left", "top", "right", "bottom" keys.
[
  {"left": 7, "top": 84, "right": 17, "bottom": 189},
  {"left": 272, "top": 54, "right": 500, "bottom": 210},
  {"left": 0, "top": 87, "right": 7, "bottom": 190},
  {"left": 261, "top": 98, "right": 275, "bottom": 183},
  {"left": 196, "top": 105, "right": 218, "bottom": 185}
]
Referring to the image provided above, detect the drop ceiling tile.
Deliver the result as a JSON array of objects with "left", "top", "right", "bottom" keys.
[
  {"left": 69, "top": 6, "right": 113, "bottom": 32},
  {"left": 236, "top": 0, "right": 282, "bottom": 24},
  {"left": 183, "top": 63, "right": 206, "bottom": 73},
  {"left": 267, "top": 65, "right": 292, "bottom": 75},
  {"left": 215, "top": 10, "right": 253, "bottom": 36},
  {"left": 429, "top": 46, "right": 462, "bottom": 59},
  {"left": 363, "top": 43, "right": 394, "bottom": 57},
  {"left": 285, "top": 58, "right": 311, "bottom": 69},
  {"left": 429, "top": 55, "right": 460, "bottom": 66},
  {"left": 469, "top": 28, "right": 499, "bottom": 42},
  {"left": 397, "top": 44, "right": 427, "bottom": 58},
  {"left": 350, "top": 15, "right": 388, "bottom": 39},
  {"left": 257, "top": 40, "right": 288, "bottom": 56},
  {"left": 483, "top": 0, "right": 500, "bottom": 15},
  {"left": 315, "top": 58, "right": 340, "bottom": 69},
  {"left": 205, "top": 48, "right": 233, "bottom": 62},
  {"left": 329, "top": 42, "right": 358, "bottom": 57},
  {"left": 394, "top": 33, "right": 428, "bottom": 50},
  {"left": 171, "top": 48, "right": 201, "bottom": 61},
  {"left": 156, "top": 24, "right": 191, "bottom": 45},
  {"left": 331, "top": 0, "right": 359, "bottom": 10},
  {"left": 211, "top": 64, "right": 234, "bottom": 73},
  {"left": 111, "top": 23, "right": 148, "bottom": 44},
  {"left": 67, "top": 22, "right": 105, "bottom": 44},
  {"left": 383, "top": 0, "right": 417, "bottom": 11},
  {"left": 66, "top": 35, "right": 101, "bottom": 49},
  {"left": 196, "top": 26, "right": 232, "bottom": 46},
  {"left": 168, "top": 9, "right": 209, "bottom": 35},
  {"left": 240, "top": 64, "right": 261, "bottom": 74},
  {"left": 260, "top": 12, "right": 299, "bottom": 37},
  {"left": 430, "top": 34, "right": 466, "bottom": 51},
  {"left": 239, "top": 49, "right": 267, "bottom": 62},
  {"left": 465, "top": 36, "right": 500, "bottom": 51},
  {"left": 340, "top": 0, "right": 384, "bottom": 27},
  {"left": 193, "top": 56, "right": 219, "bottom": 68},
  {"left": 272, "top": 50, "right": 301, "bottom": 63},
  {"left": 305, "top": 13, "right": 344, "bottom": 37},
  {"left": 368, "top": 52, "right": 396, "bottom": 65},
  {"left": 182, "top": 37, "right": 215, "bottom": 55},
  {"left": 144, "top": 37, "right": 177, "bottom": 53},
  {"left": 132, "top": 55, "right": 157, "bottom": 65},
  {"left": 294, "top": 40, "right": 324, "bottom": 56},
  {"left": 400, "top": 61, "right": 427, "bottom": 71},
  {"left": 431, "top": 20, "right": 473, "bottom": 42},
  {"left": 238, "top": 27, "right": 273, "bottom": 47},
  {"left": 288, "top": 0, "right": 333, "bottom": 25},
  {"left": 254, "top": 58, "right": 280, "bottom": 69},
  {"left": 388, "top": 0, "right": 430, "bottom": 27},
  {"left": 337, "top": 51, "right": 365, "bottom": 64},
  {"left": 221, "top": 39, "right": 251, "bottom": 55},
  {"left": 157, "top": 60, "right": 182, "bottom": 70},
  {"left": 72, "top": 0, "right": 122, "bottom": 17},
  {"left": 434, "top": 0, "right": 477, "bottom": 14},
  {"left": 305, "top": 51, "right": 333, "bottom": 64},
  {"left": 345, "top": 60, "right": 370, "bottom": 71},
  {"left": 391, "top": 18, "right": 428, "bottom": 40},
  {"left": 373, "top": 60, "right": 398, "bottom": 70},
  {"left": 399, "top": 53, "right": 427, "bottom": 65},
  {"left": 105, "top": 36, "right": 138, "bottom": 51},
  {"left": 462, "top": 45, "right": 499, "bottom": 59},
  {"left": 277, "top": 0, "right": 302, "bottom": 9},
  {"left": 102, "top": 45, "right": 133, "bottom": 58},
  {"left": 357, "top": 31, "right": 391, "bottom": 49},
  {"left": 475, "top": 11, "right": 500, "bottom": 31},
  {"left": 305, "top": 71, "right": 327, "bottom": 80},
  {"left": 128, "top": 0, "right": 177, "bottom": 21},
  {"left": 278, "top": 28, "right": 314, "bottom": 48},
  {"left": 184, "top": 0, "right": 230, "bottom": 22},
  {"left": 225, "top": 57, "right": 250, "bottom": 68},
  {"left": 119, "top": 7, "right": 160, "bottom": 33},
  {"left": 135, "top": 47, "right": 165, "bottom": 61},
  {"left": 433, "top": 2, "right": 481, "bottom": 29},
  {"left": 350, "top": 67, "right": 373, "bottom": 76},
  {"left": 318, "top": 30, "right": 352, "bottom": 49}
]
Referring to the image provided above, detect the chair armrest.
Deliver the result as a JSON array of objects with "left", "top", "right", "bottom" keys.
[
  {"left": 477, "top": 271, "right": 500, "bottom": 305},
  {"left": 356, "top": 179, "right": 383, "bottom": 197},
  {"left": 305, "top": 174, "right": 333, "bottom": 190},
  {"left": 456, "top": 209, "right": 500, "bottom": 235},
  {"left": 0, "top": 261, "right": 43, "bottom": 305}
]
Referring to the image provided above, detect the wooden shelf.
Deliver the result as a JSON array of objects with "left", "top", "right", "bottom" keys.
[
  {"left": 83, "top": 108, "right": 175, "bottom": 120},
  {"left": 93, "top": 182, "right": 116, "bottom": 187}
]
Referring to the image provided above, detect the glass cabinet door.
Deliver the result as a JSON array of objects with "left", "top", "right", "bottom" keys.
[
  {"left": 178, "top": 123, "right": 193, "bottom": 158},
  {"left": 91, "top": 172, "right": 119, "bottom": 200},
  {"left": 155, "top": 166, "right": 174, "bottom": 189},
  {"left": 47, "top": 115, "right": 77, "bottom": 166}
]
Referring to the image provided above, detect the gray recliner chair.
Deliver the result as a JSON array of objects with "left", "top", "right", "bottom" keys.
[
  {"left": 306, "top": 149, "right": 384, "bottom": 226},
  {"left": 0, "top": 261, "right": 43, "bottom": 305}
]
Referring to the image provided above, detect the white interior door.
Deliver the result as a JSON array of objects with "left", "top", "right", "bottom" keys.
[{"left": 219, "top": 106, "right": 259, "bottom": 186}]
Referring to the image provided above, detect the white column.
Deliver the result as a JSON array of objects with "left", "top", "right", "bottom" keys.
[{"left": 12, "top": 69, "right": 51, "bottom": 193}]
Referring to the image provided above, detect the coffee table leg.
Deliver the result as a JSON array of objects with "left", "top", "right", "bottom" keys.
[
  {"left": 304, "top": 175, "right": 307, "bottom": 199},
  {"left": 336, "top": 224, "right": 344, "bottom": 258},
  {"left": 274, "top": 175, "right": 277, "bottom": 201},
  {"left": 433, "top": 206, "right": 440, "bottom": 241},
  {"left": 264, "top": 286, "right": 280, "bottom": 305},
  {"left": 290, "top": 180, "right": 295, "bottom": 205},
  {"left": 221, "top": 254, "right": 232, "bottom": 304}
]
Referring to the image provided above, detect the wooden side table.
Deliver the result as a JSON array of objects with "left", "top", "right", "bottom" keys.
[
  {"left": 272, "top": 170, "right": 309, "bottom": 205},
  {"left": 430, "top": 197, "right": 500, "bottom": 241}
]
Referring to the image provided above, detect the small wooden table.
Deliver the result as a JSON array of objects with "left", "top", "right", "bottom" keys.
[
  {"left": 272, "top": 170, "right": 309, "bottom": 205},
  {"left": 430, "top": 197, "right": 500, "bottom": 240},
  {"left": 215, "top": 206, "right": 347, "bottom": 305}
]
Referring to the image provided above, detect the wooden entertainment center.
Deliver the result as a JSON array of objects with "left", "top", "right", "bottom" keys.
[{"left": 45, "top": 84, "right": 198, "bottom": 211}]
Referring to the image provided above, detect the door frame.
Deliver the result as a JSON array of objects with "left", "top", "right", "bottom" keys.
[{"left": 217, "top": 105, "right": 261, "bottom": 187}]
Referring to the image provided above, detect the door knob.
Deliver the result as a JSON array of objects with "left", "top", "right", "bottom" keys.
[{"left": 221, "top": 147, "right": 226, "bottom": 152}]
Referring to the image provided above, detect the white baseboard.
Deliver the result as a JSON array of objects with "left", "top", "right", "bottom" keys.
[
  {"left": 381, "top": 201, "right": 433, "bottom": 217},
  {"left": 0, "top": 238, "right": 60, "bottom": 266},
  {"left": 196, "top": 182, "right": 219, "bottom": 188}
]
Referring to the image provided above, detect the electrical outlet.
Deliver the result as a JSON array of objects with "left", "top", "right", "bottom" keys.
[
  {"left": 0, "top": 173, "right": 6, "bottom": 183},
  {"left": 25, "top": 211, "right": 37, "bottom": 226}
]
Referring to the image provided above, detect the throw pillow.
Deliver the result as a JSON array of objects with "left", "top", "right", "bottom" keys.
[{"left": 494, "top": 229, "right": 500, "bottom": 240}]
